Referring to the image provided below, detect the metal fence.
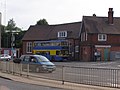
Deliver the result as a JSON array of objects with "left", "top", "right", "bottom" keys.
[{"left": 0, "top": 61, "right": 120, "bottom": 88}]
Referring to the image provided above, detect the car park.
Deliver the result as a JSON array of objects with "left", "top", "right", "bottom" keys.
[
  {"left": 14, "top": 55, "right": 56, "bottom": 73},
  {"left": 0, "top": 54, "right": 11, "bottom": 61}
]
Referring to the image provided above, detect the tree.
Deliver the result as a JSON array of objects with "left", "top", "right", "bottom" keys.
[
  {"left": 5, "top": 18, "right": 21, "bottom": 32},
  {"left": 1, "top": 18, "right": 24, "bottom": 48},
  {"left": 36, "top": 18, "right": 48, "bottom": 25}
]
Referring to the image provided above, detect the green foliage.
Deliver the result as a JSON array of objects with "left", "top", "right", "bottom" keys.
[
  {"left": 1, "top": 25, "right": 5, "bottom": 33},
  {"left": 5, "top": 18, "right": 22, "bottom": 32},
  {"left": 1, "top": 19, "right": 25, "bottom": 48},
  {"left": 36, "top": 18, "right": 48, "bottom": 25}
]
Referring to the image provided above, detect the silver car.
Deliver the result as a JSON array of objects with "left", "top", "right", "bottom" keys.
[{"left": 0, "top": 54, "right": 11, "bottom": 61}]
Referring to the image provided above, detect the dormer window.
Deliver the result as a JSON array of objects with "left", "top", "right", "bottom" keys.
[
  {"left": 58, "top": 31, "right": 67, "bottom": 38},
  {"left": 98, "top": 34, "right": 107, "bottom": 41}
]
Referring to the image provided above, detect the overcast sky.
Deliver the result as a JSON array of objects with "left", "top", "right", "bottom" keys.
[{"left": 0, "top": 0, "right": 120, "bottom": 30}]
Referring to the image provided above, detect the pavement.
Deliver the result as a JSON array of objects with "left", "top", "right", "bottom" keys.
[
  {"left": 0, "top": 85, "right": 10, "bottom": 90},
  {"left": 0, "top": 72, "right": 119, "bottom": 90}
]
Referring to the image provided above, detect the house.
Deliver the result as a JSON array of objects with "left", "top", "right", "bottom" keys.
[
  {"left": 80, "top": 8, "right": 120, "bottom": 61},
  {"left": 22, "top": 22, "right": 81, "bottom": 61}
]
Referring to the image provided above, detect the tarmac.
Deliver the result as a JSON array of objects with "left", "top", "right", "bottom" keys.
[{"left": 0, "top": 72, "right": 119, "bottom": 90}]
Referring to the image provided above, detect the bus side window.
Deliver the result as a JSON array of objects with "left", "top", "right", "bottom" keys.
[{"left": 56, "top": 51, "right": 60, "bottom": 55}]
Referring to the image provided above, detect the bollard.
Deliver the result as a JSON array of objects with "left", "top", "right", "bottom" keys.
[{"left": 27, "top": 64, "right": 29, "bottom": 77}]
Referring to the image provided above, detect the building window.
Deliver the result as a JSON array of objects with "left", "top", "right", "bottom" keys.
[
  {"left": 86, "top": 32, "right": 87, "bottom": 41},
  {"left": 58, "top": 31, "right": 67, "bottom": 38},
  {"left": 81, "top": 32, "right": 87, "bottom": 41},
  {"left": 98, "top": 34, "right": 107, "bottom": 41},
  {"left": 115, "top": 52, "right": 120, "bottom": 59},
  {"left": 26, "top": 42, "right": 32, "bottom": 53},
  {"left": 75, "top": 46, "right": 79, "bottom": 52}
]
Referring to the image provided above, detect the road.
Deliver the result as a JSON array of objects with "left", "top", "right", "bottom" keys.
[
  {"left": 54, "top": 60, "right": 120, "bottom": 69},
  {"left": 0, "top": 77, "right": 68, "bottom": 90},
  {"left": 27, "top": 61, "right": 120, "bottom": 87}
]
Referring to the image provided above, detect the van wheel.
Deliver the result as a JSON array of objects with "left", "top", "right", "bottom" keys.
[{"left": 48, "top": 71, "right": 52, "bottom": 73}]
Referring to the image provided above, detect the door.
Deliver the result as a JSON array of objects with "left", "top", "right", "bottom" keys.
[{"left": 104, "top": 48, "right": 109, "bottom": 61}]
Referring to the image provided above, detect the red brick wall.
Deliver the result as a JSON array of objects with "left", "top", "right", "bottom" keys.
[
  {"left": 87, "top": 34, "right": 120, "bottom": 45},
  {"left": 81, "top": 46, "right": 91, "bottom": 61},
  {"left": 81, "top": 34, "right": 120, "bottom": 61},
  {"left": 108, "top": 35, "right": 120, "bottom": 44},
  {"left": 111, "top": 46, "right": 120, "bottom": 51},
  {"left": 22, "top": 41, "right": 33, "bottom": 55},
  {"left": 22, "top": 42, "right": 26, "bottom": 54}
]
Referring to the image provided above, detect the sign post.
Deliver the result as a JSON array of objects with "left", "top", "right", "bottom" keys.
[{"left": 11, "top": 32, "right": 15, "bottom": 60}]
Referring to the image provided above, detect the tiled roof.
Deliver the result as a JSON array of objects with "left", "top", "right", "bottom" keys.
[
  {"left": 83, "top": 16, "right": 120, "bottom": 34},
  {"left": 22, "top": 22, "right": 81, "bottom": 41}
]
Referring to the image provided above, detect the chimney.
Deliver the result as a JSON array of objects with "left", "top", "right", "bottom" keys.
[{"left": 108, "top": 8, "right": 114, "bottom": 24}]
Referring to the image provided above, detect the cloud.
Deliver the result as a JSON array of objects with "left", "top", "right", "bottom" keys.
[{"left": 1, "top": 0, "right": 120, "bottom": 30}]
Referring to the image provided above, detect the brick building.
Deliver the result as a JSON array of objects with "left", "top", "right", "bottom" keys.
[
  {"left": 22, "top": 8, "right": 120, "bottom": 62},
  {"left": 22, "top": 22, "right": 81, "bottom": 61},
  {"left": 80, "top": 8, "right": 120, "bottom": 61}
]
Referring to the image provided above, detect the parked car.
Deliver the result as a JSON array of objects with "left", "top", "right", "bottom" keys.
[
  {"left": 0, "top": 54, "right": 11, "bottom": 61},
  {"left": 14, "top": 55, "right": 56, "bottom": 73}
]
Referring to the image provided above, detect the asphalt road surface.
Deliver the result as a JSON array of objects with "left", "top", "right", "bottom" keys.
[
  {"left": 26, "top": 61, "right": 120, "bottom": 88},
  {"left": 0, "top": 77, "right": 68, "bottom": 90},
  {"left": 54, "top": 60, "right": 120, "bottom": 69}
]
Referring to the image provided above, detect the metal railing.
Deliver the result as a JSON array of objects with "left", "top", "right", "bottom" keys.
[{"left": 0, "top": 61, "right": 120, "bottom": 88}]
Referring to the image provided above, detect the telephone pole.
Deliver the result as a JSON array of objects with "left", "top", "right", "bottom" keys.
[{"left": 0, "top": 12, "right": 2, "bottom": 53}]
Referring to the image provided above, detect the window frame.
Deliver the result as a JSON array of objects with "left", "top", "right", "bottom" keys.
[
  {"left": 26, "top": 42, "right": 32, "bottom": 53},
  {"left": 98, "top": 34, "right": 107, "bottom": 41},
  {"left": 58, "top": 31, "right": 67, "bottom": 38},
  {"left": 75, "top": 46, "right": 79, "bottom": 52}
]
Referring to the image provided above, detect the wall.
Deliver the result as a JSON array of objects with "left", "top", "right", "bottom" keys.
[
  {"left": 80, "top": 33, "right": 120, "bottom": 61},
  {"left": 80, "top": 46, "right": 91, "bottom": 61},
  {"left": 88, "top": 34, "right": 120, "bottom": 45}
]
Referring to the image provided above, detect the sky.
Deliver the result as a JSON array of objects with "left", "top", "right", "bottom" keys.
[{"left": 0, "top": 0, "right": 120, "bottom": 30}]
